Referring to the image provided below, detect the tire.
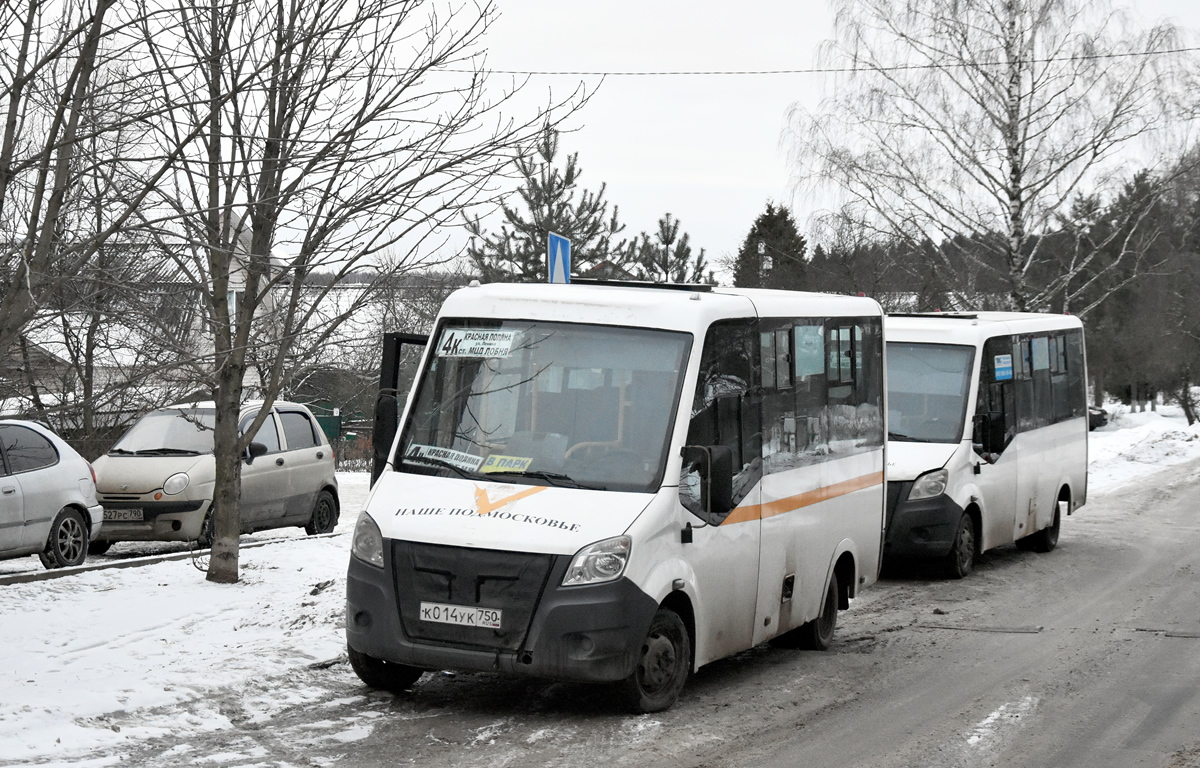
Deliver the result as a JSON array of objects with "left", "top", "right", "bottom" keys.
[
  {"left": 38, "top": 508, "right": 88, "bottom": 569},
  {"left": 617, "top": 608, "right": 691, "bottom": 714},
  {"left": 305, "top": 489, "right": 338, "bottom": 535},
  {"left": 943, "top": 513, "right": 976, "bottom": 579},
  {"left": 796, "top": 572, "right": 839, "bottom": 651},
  {"left": 347, "top": 645, "right": 424, "bottom": 692},
  {"left": 1020, "top": 503, "right": 1062, "bottom": 553},
  {"left": 195, "top": 510, "right": 215, "bottom": 549},
  {"left": 87, "top": 540, "right": 113, "bottom": 556}
]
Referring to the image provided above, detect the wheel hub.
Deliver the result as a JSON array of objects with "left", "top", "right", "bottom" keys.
[{"left": 639, "top": 633, "right": 676, "bottom": 692}]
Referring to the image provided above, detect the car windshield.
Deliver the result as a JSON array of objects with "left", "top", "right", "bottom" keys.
[
  {"left": 110, "top": 408, "right": 216, "bottom": 455},
  {"left": 397, "top": 320, "right": 692, "bottom": 493},
  {"left": 886, "top": 342, "right": 975, "bottom": 443}
]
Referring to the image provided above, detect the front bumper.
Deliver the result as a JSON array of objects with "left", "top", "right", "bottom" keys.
[
  {"left": 95, "top": 499, "right": 209, "bottom": 542},
  {"left": 345, "top": 541, "right": 659, "bottom": 683},
  {"left": 884, "top": 480, "right": 966, "bottom": 560}
]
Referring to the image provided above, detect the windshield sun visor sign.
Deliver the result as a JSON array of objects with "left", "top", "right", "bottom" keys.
[
  {"left": 480, "top": 454, "right": 533, "bottom": 473},
  {"left": 438, "top": 329, "right": 517, "bottom": 358},
  {"left": 406, "top": 444, "right": 484, "bottom": 472},
  {"left": 994, "top": 354, "right": 1013, "bottom": 381}
]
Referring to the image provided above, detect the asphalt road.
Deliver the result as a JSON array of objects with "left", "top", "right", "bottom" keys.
[{"left": 102, "top": 456, "right": 1200, "bottom": 768}]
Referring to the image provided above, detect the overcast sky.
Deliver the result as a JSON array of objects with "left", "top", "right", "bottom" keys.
[{"left": 481, "top": 0, "right": 1200, "bottom": 268}]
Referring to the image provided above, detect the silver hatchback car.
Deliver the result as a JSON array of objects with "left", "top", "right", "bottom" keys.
[
  {"left": 91, "top": 401, "right": 339, "bottom": 548},
  {"left": 0, "top": 420, "right": 104, "bottom": 568}
]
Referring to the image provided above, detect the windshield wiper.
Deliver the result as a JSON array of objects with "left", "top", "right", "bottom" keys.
[
  {"left": 401, "top": 456, "right": 482, "bottom": 480},
  {"left": 888, "top": 431, "right": 937, "bottom": 443},
  {"left": 133, "top": 448, "right": 203, "bottom": 456},
  {"left": 107, "top": 448, "right": 135, "bottom": 455},
  {"left": 486, "top": 469, "right": 606, "bottom": 491}
]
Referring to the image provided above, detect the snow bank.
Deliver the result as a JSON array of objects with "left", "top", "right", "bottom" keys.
[
  {"left": 5, "top": 412, "right": 1200, "bottom": 764},
  {"left": 1085, "top": 404, "right": 1200, "bottom": 494}
]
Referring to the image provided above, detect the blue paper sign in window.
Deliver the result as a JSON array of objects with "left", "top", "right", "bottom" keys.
[{"left": 994, "top": 354, "right": 1013, "bottom": 381}]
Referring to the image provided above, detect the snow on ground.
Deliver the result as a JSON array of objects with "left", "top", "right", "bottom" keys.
[{"left": 3, "top": 410, "right": 1200, "bottom": 766}]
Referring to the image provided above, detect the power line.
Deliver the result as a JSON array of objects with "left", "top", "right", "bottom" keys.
[{"left": 444, "top": 45, "right": 1200, "bottom": 78}]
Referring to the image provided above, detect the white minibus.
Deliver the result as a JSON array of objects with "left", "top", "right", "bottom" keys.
[
  {"left": 346, "top": 281, "right": 887, "bottom": 712},
  {"left": 884, "top": 312, "right": 1088, "bottom": 578}
]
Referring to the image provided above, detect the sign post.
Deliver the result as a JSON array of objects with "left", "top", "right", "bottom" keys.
[{"left": 547, "top": 232, "right": 571, "bottom": 284}]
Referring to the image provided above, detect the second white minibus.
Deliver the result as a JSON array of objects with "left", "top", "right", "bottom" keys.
[
  {"left": 346, "top": 281, "right": 887, "bottom": 712},
  {"left": 884, "top": 312, "right": 1088, "bottom": 578}
]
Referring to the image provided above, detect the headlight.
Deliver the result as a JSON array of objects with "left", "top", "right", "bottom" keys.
[
  {"left": 163, "top": 473, "right": 190, "bottom": 495},
  {"left": 351, "top": 513, "right": 384, "bottom": 568},
  {"left": 908, "top": 468, "right": 949, "bottom": 501},
  {"left": 562, "top": 536, "right": 631, "bottom": 586}
]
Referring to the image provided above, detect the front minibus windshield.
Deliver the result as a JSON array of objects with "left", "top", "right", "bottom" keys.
[
  {"left": 886, "top": 342, "right": 975, "bottom": 443},
  {"left": 397, "top": 320, "right": 692, "bottom": 493}
]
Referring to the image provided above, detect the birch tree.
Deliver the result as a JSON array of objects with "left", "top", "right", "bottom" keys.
[
  {"left": 789, "top": 0, "right": 1195, "bottom": 314},
  {"left": 142, "top": 0, "right": 578, "bottom": 583}
]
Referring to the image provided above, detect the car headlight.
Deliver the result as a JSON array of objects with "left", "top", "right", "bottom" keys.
[
  {"left": 351, "top": 513, "right": 384, "bottom": 568},
  {"left": 163, "top": 473, "right": 190, "bottom": 495},
  {"left": 908, "top": 468, "right": 949, "bottom": 501},
  {"left": 562, "top": 536, "right": 631, "bottom": 586}
]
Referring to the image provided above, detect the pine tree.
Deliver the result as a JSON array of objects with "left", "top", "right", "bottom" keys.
[
  {"left": 632, "top": 213, "right": 713, "bottom": 283},
  {"left": 466, "top": 127, "right": 631, "bottom": 282},
  {"left": 732, "top": 203, "right": 808, "bottom": 290}
]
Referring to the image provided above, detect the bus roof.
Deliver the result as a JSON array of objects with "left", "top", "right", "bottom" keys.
[
  {"left": 438, "top": 282, "right": 883, "bottom": 334},
  {"left": 886, "top": 311, "right": 1082, "bottom": 345}
]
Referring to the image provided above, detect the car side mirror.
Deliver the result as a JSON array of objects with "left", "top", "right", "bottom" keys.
[
  {"left": 245, "top": 441, "right": 268, "bottom": 464},
  {"left": 680, "top": 444, "right": 735, "bottom": 523},
  {"left": 972, "top": 412, "right": 1006, "bottom": 460}
]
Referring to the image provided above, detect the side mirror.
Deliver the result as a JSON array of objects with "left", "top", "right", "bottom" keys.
[
  {"left": 245, "top": 441, "right": 268, "bottom": 463},
  {"left": 680, "top": 444, "right": 735, "bottom": 522},
  {"left": 972, "top": 412, "right": 1006, "bottom": 460},
  {"left": 372, "top": 392, "right": 399, "bottom": 484}
]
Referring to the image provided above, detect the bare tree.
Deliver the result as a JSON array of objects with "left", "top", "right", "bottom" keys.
[
  {"left": 140, "top": 0, "right": 580, "bottom": 582},
  {"left": 789, "top": 0, "right": 1196, "bottom": 314},
  {"left": 0, "top": 0, "right": 207, "bottom": 356}
]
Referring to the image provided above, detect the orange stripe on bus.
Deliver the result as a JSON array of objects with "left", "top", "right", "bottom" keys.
[{"left": 720, "top": 471, "right": 885, "bottom": 526}]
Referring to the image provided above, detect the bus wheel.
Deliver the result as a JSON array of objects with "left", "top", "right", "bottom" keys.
[
  {"left": 799, "top": 572, "right": 839, "bottom": 650},
  {"left": 618, "top": 608, "right": 690, "bottom": 714},
  {"left": 1019, "top": 504, "right": 1062, "bottom": 553},
  {"left": 944, "top": 513, "right": 976, "bottom": 579},
  {"left": 348, "top": 645, "right": 424, "bottom": 693}
]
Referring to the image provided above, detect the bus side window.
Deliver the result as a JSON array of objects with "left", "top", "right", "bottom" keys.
[
  {"left": 1065, "top": 330, "right": 1086, "bottom": 418},
  {"left": 760, "top": 316, "right": 882, "bottom": 476},
  {"left": 978, "top": 336, "right": 1017, "bottom": 454},
  {"left": 684, "top": 320, "right": 762, "bottom": 521}
]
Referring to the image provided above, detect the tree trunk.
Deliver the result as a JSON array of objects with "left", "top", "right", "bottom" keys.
[{"left": 207, "top": 362, "right": 245, "bottom": 584}]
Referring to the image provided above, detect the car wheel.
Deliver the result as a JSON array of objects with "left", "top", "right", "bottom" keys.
[
  {"left": 616, "top": 607, "right": 691, "bottom": 714},
  {"left": 944, "top": 513, "right": 976, "bottom": 579},
  {"left": 1020, "top": 503, "right": 1062, "bottom": 553},
  {"left": 39, "top": 507, "right": 88, "bottom": 569},
  {"left": 347, "top": 645, "right": 424, "bottom": 692},
  {"left": 304, "top": 490, "right": 338, "bottom": 535},
  {"left": 195, "top": 510, "right": 215, "bottom": 549},
  {"left": 800, "top": 572, "right": 840, "bottom": 651},
  {"left": 87, "top": 540, "right": 113, "bottom": 556}
]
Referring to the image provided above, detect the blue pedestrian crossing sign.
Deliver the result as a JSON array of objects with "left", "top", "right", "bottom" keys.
[{"left": 547, "top": 232, "right": 571, "bottom": 284}]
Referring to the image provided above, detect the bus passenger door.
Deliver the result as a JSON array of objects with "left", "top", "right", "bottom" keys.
[
  {"left": 755, "top": 316, "right": 885, "bottom": 643},
  {"left": 681, "top": 319, "right": 762, "bottom": 666},
  {"left": 976, "top": 337, "right": 1020, "bottom": 549}
]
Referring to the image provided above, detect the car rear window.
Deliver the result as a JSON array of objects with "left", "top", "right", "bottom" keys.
[
  {"left": 0, "top": 425, "right": 60, "bottom": 473},
  {"left": 279, "top": 411, "right": 319, "bottom": 450}
]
